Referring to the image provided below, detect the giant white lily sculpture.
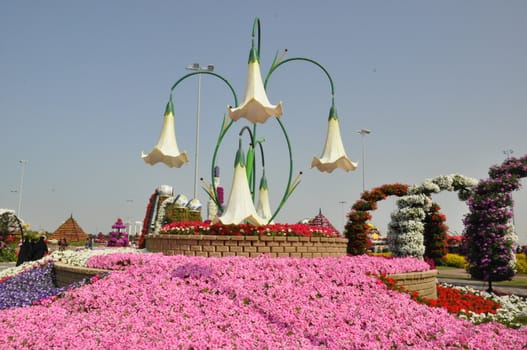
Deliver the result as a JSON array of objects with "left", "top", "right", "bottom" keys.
[
  {"left": 311, "top": 105, "right": 357, "bottom": 173},
  {"left": 142, "top": 96, "right": 189, "bottom": 168},
  {"left": 215, "top": 139, "right": 265, "bottom": 225},
  {"left": 228, "top": 47, "right": 283, "bottom": 124},
  {"left": 256, "top": 170, "right": 273, "bottom": 223}
]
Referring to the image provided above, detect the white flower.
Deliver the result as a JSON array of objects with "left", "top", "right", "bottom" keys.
[
  {"left": 228, "top": 48, "right": 283, "bottom": 124},
  {"left": 142, "top": 97, "right": 189, "bottom": 168}
]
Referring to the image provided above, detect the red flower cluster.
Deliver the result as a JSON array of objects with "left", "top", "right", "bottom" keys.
[
  {"left": 428, "top": 285, "right": 499, "bottom": 315},
  {"left": 378, "top": 274, "right": 500, "bottom": 315},
  {"left": 345, "top": 184, "right": 409, "bottom": 255},
  {"left": 138, "top": 193, "right": 158, "bottom": 249},
  {"left": 160, "top": 222, "right": 340, "bottom": 238}
]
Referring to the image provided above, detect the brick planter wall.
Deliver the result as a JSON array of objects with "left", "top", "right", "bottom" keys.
[
  {"left": 388, "top": 269, "right": 438, "bottom": 299},
  {"left": 145, "top": 234, "right": 348, "bottom": 258},
  {"left": 53, "top": 262, "right": 109, "bottom": 287}
]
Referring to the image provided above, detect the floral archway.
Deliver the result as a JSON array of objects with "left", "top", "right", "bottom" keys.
[
  {"left": 387, "top": 174, "right": 478, "bottom": 259},
  {"left": 344, "top": 183, "right": 408, "bottom": 255},
  {"left": 463, "top": 154, "right": 527, "bottom": 290}
]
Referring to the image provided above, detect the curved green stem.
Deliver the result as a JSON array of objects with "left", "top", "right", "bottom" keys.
[
  {"left": 252, "top": 17, "right": 261, "bottom": 57},
  {"left": 239, "top": 126, "right": 257, "bottom": 198},
  {"left": 264, "top": 57, "right": 336, "bottom": 222},
  {"left": 265, "top": 57, "right": 335, "bottom": 98},
  {"left": 255, "top": 139, "right": 266, "bottom": 168},
  {"left": 170, "top": 71, "right": 238, "bottom": 210}
]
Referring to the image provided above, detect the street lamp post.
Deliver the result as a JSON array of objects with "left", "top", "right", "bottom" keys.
[
  {"left": 186, "top": 63, "right": 214, "bottom": 200},
  {"left": 357, "top": 129, "right": 371, "bottom": 192},
  {"left": 125, "top": 199, "right": 134, "bottom": 233},
  {"left": 17, "top": 160, "right": 28, "bottom": 219},
  {"left": 339, "top": 200, "right": 347, "bottom": 232}
]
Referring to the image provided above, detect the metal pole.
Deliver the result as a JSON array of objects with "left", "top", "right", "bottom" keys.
[
  {"left": 357, "top": 129, "right": 371, "bottom": 192},
  {"left": 17, "top": 160, "right": 28, "bottom": 219},
  {"left": 339, "top": 200, "right": 347, "bottom": 232},
  {"left": 193, "top": 73, "right": 202, "bottom": 199},
  {"left": 186, "top": 64, "right": 214, "bottom": 200}
]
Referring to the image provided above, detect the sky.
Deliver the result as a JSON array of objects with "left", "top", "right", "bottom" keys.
[{"left": 1, "top": 1, "right": 526, "bottom": 244}]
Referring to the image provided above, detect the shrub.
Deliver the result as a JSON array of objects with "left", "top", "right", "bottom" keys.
[
  {"left": 516, "top": 253, "right": 527, "bottom": 274},
  {"left": 443, "top": 253, "right": 466, "bottom": 268}
]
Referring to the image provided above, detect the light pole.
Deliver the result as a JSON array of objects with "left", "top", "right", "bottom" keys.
[
  {"left": 357, "top": 129, "right": 371, "bottom": 192},
  {"left": 17, "top": 160, "right": 28, "bottom": 219},
  {"left": 339, "top": 200, "right": 347, "bottom": 232},
  {"left": 186, "top": 63, "right": 214, "bottom": 200},
  {"left": 125, "top": 199, "right": 133, "bottom": 234}
]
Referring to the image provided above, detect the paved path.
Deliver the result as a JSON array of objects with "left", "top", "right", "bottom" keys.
[{"left": 437, "top": 269, "right": 527, "bottom": 297}]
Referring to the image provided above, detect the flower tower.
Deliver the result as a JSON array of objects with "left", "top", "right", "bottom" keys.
[{"left": 107, "top": 218, "right": 129, "bottom": 247}]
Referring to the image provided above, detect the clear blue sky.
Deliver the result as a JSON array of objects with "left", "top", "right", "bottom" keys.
[{"left": 1, "top": 1, "right": 526, "bottom": 244}]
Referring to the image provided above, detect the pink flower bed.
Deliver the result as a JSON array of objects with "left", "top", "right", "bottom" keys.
[{"left": 1, "top": 254, "right": 526, "bottom": 349}]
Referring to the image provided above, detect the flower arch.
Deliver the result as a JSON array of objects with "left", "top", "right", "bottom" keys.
[
  {"left": 344, "top": 183, "right": 409, "bottom": 255},
  {"left": 388, "top": 174, "right": 478, "bottom": 259},
  {"left": 463, "top": 154, "right": 527, "bottom": 289}
]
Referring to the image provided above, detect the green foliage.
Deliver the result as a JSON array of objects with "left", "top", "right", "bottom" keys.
[{"left": 0, "top": 242, "right": 18, "bottom": 262}]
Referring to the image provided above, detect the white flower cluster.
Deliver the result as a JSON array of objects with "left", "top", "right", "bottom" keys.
[
  {"left": 154, "top": 196, "right": 176, "bottom": 234},
  {"left": 443, "top": 283, "right": 527, "bottom": 329},
  {"left": 388, "top": 174, "right": 478, "bottom": 259},
  {"left": 388, "top": 195, "right": 431, "bottom": 258},
  {"left": 49, "top": 248, "right": 139, "bottom": 267}
]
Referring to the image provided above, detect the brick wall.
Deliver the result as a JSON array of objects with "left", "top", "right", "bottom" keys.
[
  {"left": 53, "top": 262, "right": 109, "bottom": 287},
  {"left": 388, "top": 269, "right": 438, "bottom": 299},
  {"left": 145, "top": 234, "right": 348, "bottom": 258}
]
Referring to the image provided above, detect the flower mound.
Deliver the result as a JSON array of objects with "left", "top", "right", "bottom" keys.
[{"left": 0, "top": 254, "right": 526, "bottom": 349}]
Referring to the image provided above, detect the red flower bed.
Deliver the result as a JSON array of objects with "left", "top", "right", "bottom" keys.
[
  {"left": 160, "top": 221, "right": 340, "bottom": 238},
  {"left": 378, "top": 275, "right": 500, "bottom": 315}
]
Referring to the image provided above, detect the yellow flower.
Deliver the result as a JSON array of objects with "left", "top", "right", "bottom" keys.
[
  {"left": 215, "top": 140, "right": 265, "bottom": 225},
  {"left": 142, "top": 97, "right": 189, "bottom": 168},
  {"left": 228, "top": 48, "right": 283, "bottom": 124},
  {"left": 311, "top": 106, "right": 357, "bottom": 173}
]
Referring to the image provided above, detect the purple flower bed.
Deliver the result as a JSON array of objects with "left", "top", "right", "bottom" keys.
[{"left": 0, "top": 261, "right": 100, "bottom": 310}]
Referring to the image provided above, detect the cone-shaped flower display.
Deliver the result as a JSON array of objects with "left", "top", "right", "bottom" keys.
[
  {"left": 256, "top": 170, "right": 273, "bottom": 224},
  {"left": 228, "top": 48, "right": 283, "bottom": 124},
  {"left": 215, "top": 139, "right": 265, "bottom": 225},
  {"left": 311, "top": 105, "right": 357, "bottom": 173},
  {"left": 142, "top": 97, "right": 189, "bottom": 168}
]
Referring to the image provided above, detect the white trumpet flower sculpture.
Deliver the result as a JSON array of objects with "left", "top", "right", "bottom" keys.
[
  {"left": 311, "top": 106, "right": 357, "bottom": 173},
  {"left": 215, "top": 140, "right": 265, "bottom": 225},
  {"left": 142, "top": 97, "right": 189, "bottom": 168},
  {"left": 256, "top": 171, "right": 273, "bottom": 224},
  {"left": 228, "top": 48, "right": 283, "bottom": 124}
]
